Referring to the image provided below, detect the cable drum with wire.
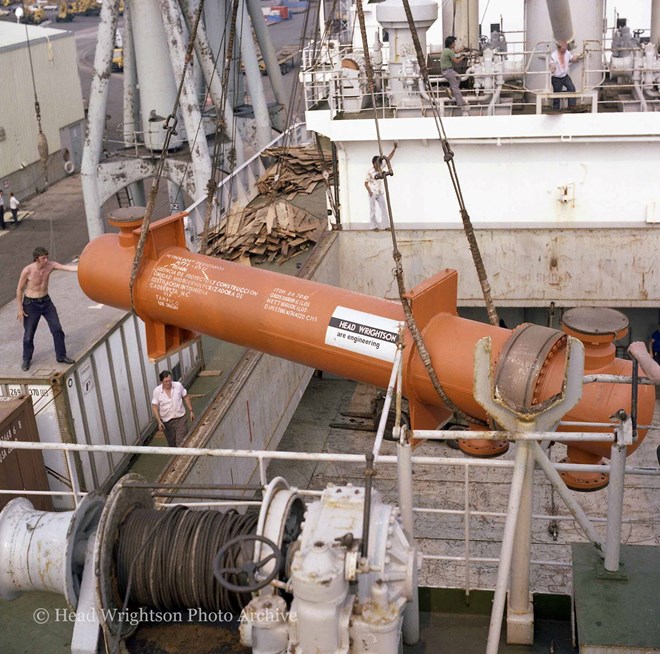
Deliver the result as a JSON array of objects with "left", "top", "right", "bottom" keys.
[{"left": 116, "top": 505, "right": 259, "bottom": 616}]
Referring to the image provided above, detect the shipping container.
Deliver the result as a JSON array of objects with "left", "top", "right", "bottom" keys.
[
  {"left": 0, "top": 273, "right": 203, "bottom": 509},
  {"left": 0, "top": 395, "right": 52, "bottom": 512}
]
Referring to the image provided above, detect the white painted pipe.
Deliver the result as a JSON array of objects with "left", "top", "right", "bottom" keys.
[
  {"left": 372, "top": 345, "right": 403, "bottom": 459},
  {"left": 397, "top": 439, "right": 420, "bottom": 645},
  {"left": 604, "top": 440, "right": 627, "bottom": 572},
  {"left": 651, "top": 0, "right": 660, "bottom": 49},
  {"left": 2, "top": 439, "right": 657, "bottom": 479},
  {"left": 413, "top": 430, "right": 615, "bottom": 442},
  {"left": 0, "top": 495, "right": 103, "bottom": 608},
  {"left": 485, "top": 442, "right": 530, "bottom": 654},
  {"left": 508, "top": 449, "right": 534, "bottom": 616}
]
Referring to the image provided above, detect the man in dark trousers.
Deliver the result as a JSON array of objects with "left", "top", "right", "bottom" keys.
[
  {"left": 440, "top": 36, "right": 468, "bottom": 114},
  {"left": 549, "top": 40, "right": 584, "bottom": 110},
  {"left": 8, "top": 192, "right": 20, "bottom": 226},
  {"left": 16, "top": 246, "right": 77, "bottom": 371},
  {"left": 0, "top": 190, "right": 6, "bottom": 230},
  {"left": 151, "top": 370, "right": 195, "bottom": 446}
]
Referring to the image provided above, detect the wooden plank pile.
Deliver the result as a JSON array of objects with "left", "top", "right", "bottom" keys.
[
  {"left": 257, "top": 145, "right": 332, "bottom": 197},
  {"left": 206, "top": 146, "right": 331, "bottom": 264},
  {"left": 206, "top": 199, "right": 326, "bottom": 265}
]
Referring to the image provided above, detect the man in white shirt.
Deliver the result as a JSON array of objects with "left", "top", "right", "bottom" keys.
[
  {"left": 9, "top": 192, "right": 20, "bottom": 227},
  {"left": 364, "top": 143, "right": 397, "bottom": 230},
  {"left": 0, "top": 190, "right": 5, "bottom": 230},
  {"left": 549, "top": 41, "right": 584, "bottom": 110},
  {"left": 151, "top": 370, "right": 195, "bottom": 446}
]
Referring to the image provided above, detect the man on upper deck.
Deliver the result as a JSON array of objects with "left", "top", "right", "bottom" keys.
[
  {"left": 549, "top": 40, "right": 584, "bottom": 110},
  {"left": 440, "top": 36, "right": 468, "bottom": 115},
  {"left": 16, "top": 246, "right": 77, "bottom": 371}
]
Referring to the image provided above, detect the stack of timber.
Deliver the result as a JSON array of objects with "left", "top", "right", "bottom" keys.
[
  {"left": 206, "top": 200, "right": 326, "bottom": 265},
  {"left": 257, "top": 145, "right": 332, "bottom": 196},
  {"left": 206, "top": 146, "right": 331, "bottom": 264}
]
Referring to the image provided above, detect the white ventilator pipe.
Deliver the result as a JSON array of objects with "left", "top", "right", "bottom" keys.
[
  {"left": 545, "top": 0, "right": 574, "bottom": 43},
  {"left": 524, "top": 0, "right": 553, "bottom": 93},
  {"left": 0, "top": 496, "right": 103, "bottom": 608},
  {"left": 652, "top": 0, "right": 660, "bottom": 48}
]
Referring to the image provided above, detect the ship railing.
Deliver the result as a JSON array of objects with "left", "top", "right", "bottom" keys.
[
  {"left": 3, "top": 425, "right": 658, "bottom": 593},
  {"left": 302, "top": 42, "right": 657, "bottom": 116}
]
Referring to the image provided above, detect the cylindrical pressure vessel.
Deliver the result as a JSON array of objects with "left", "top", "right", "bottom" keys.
[{"left": 78, "top": 213, "right": 654, "bottom": 462}]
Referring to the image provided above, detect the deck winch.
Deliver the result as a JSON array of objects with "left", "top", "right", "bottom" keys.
[
  {"left": 77, "top": 210, "right": 655, "bottom": 488},
  {"left": 0, "top": 473, "right": 415, "bottom": 654}
]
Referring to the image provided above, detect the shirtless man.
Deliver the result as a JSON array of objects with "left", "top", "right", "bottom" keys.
[{"left": 16, "top": 246, "right": 77, "bottom": 371}]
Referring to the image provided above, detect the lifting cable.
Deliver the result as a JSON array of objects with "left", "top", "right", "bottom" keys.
[
  {"left": 354, "top": 0, "right": 486, "bottom": 426},
  {"left": 400, "top": 0, "right": 499, "bottom": 328},
  {"left": 128, "top": 0, "right": 206, "bottom": 314},
  {"left": 117, "top": 506, "right": 259, "bottom": 617},
  {"left": 23, "top": 21, "right": 49, "bottom": 188},
  {"left": 201, "top": 0, "right": 241, "bottom": 254}
]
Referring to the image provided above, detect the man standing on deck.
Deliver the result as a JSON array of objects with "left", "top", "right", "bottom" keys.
[
  {"left": 151, "top": 371, "right": 195, "bottom": 447},
  {"left": 549, "top": 40, "right": 584, "bottom": 111},
  {"left": 0, "top": 190, "right": 5, "bottom": 230},
  {"left": 8, "top": 193, "right": 20, "bottom": 226},
  {"left": 364, "top": 142, "right": 398, "bottom": 230},
  {"left": 16, "top": 247, "right": 77, "bottom": 371},
  {"left": 440, "top": 36, "right": 468, "bottom": 115}
]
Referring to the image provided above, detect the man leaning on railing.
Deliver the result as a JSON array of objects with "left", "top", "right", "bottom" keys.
[{"left": 549, "top": 40, "right": 584, "bottom": 111}]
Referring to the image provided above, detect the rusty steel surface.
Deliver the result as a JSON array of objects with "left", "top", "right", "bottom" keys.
[
  {"left": 494, "top": 324, "right": 567, "bottom": 413},
  {"left": 77, "top": 213, "right": 655, "bottom": 458}
]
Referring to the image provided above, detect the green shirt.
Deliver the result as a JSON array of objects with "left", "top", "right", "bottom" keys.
[{"left": 440, "top": 48, "right": 456, "bottom": 71}]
